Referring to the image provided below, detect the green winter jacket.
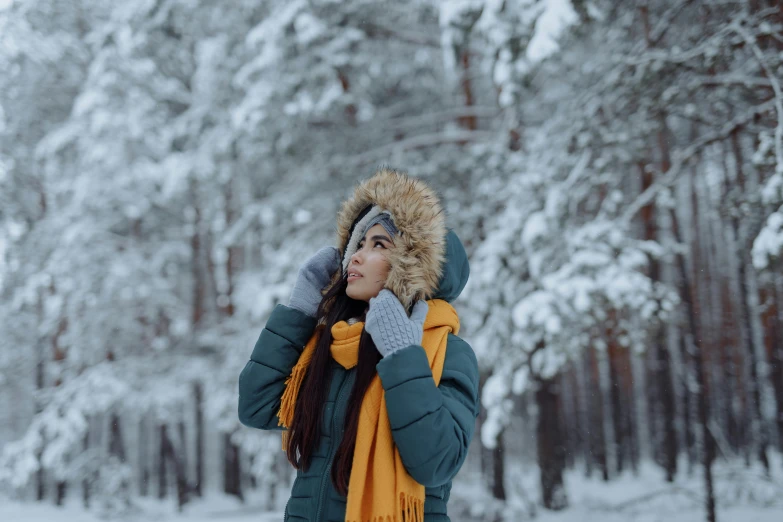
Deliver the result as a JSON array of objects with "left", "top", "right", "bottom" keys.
[{"left": 238, "top": 230, "right": 479, "bottom": 522}]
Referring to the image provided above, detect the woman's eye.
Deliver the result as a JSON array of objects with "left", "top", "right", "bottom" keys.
[{"left": 358, "top": 240, "right": 385, "bottom": 249}]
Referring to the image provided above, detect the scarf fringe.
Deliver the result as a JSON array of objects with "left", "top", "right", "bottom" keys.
[
  {"left": 401, "top": 491, "right": 424, "bottom": 522},
  {"left": 277, "top": 339, "right": 316, "bottom": 451},
  {"left": 344, "top": 493, "right": 423, "bottom": 522}
]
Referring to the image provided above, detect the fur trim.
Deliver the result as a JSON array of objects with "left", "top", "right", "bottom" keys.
[{"left": 334, "top": 167, "right": 446, "bottom": 311}]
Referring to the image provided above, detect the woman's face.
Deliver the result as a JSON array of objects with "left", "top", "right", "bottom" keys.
[{"left": 345, "top": 223, "right": 393, "bottom": 302}]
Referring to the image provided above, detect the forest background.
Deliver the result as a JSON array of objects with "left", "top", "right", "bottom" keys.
[{"left": 2, "top": 1, "right": 783, "bottom": 521}]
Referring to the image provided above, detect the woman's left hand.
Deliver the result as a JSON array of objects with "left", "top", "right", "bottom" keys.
[{"left": 365, "top": 289, "right": 429, "bottom": 358}]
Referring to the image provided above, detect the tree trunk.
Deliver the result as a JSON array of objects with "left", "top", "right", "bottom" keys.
[
  {"left": 607, "top": 330, "right": 625, "bottom": 474},
  {"left": 536, "top": 376, "right": 567, "bottom": 510},
  {"left": 82, "top": 423, "right": 90, "bottom": 508},
  {"left": 687, "top": 172, "right": 718, "bottom": 522},
  {"left": 175, "top": 422, "right": 190, "bottom": 510},
  {"left": 190, "top": 179, "right": 204, "bottom": 328},
  {"left": 220, "top": 173, "right": 239, "bottom": 318},
  {"left": 158, "top": 424, "right": 168, "bottom": 500},
  {"left": 139, "top": 415, "right": 149, "bottom": 496},
  {"left": 653, "top": 336, "right": 678, "bottom": 481},
  {"left": 607, "top": 328, "right": 637, "bottom": 475},
  {"left": 50, "top": 285, "right": 68, "bottom": 512},
  {"left": 728, "top": 130, "right": 769, "bottom": 471},
  {"left": 35, "top": 290, "right": 46, "bottom": 502},
  {"left": 459, "top": 49, "right": 477, "bottom": 132},
  {"left": 586, "top": 346, "right": 608, "bottom": 481},
  {"left": 491, "top": 429, "right": 506, "bottom": 501},
  {"left": 677, "top": 332, "right": 697, "bottom": 473},
  {"left": 576, "top": 352, "right": 593, "bottom": 477},
  {"left": 562, "top": 364, "right": 583, "bottom": 470},
  {"left": 638, "top": 146, "right": 678, "bottom": 481},
  {"left": 158, "top": 423, "right": 190, "bottom": 510},
  {"left": 716, "top": 269, "right": 743, "bottom": 458},
  {"left": 477, "top": 371, "right": 495, "bottom": 484},
  {"left": 109, "top": 413, "right": 126, "bottom": 461},
  {"left": 760, "top": 269, "right": 783, "bottom": 451},
  {"left": 776, "top": 265, "right": 783, "bottom": 451},
  {"left": 194, "top": 382, "right": 204, "bottom": 497},
  {"left": 55, "top": 481, "right": 66, "bottom": 506},
  {"left": 223, "top": 432, "right": 243, "bottom": 501}
]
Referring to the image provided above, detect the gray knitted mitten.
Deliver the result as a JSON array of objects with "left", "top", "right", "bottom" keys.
[
  {"left": 288, "top": 246, "right": 341, "bottom": 318},
  {"left": 365, "top": 289, "right": 429, "bottom": 357}
]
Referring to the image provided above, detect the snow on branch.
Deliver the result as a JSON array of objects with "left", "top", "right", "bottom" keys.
[
  {"left": 621, "top": 99, "right": 778, "bottom": 225},
  {"left": 731, "top": 21, "right": 783, "bottom": 180},
  {"left": 339, "top": 130, "right": 498, "bottom": 167}
]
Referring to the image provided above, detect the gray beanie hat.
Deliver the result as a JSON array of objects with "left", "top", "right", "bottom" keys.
[{"left": 341, "top": 205, "right": 398, "bottom": 273}]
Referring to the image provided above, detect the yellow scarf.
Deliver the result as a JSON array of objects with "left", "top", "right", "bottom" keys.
[{"left": 277, "top": 299, "right": 460, "bottom": 522}]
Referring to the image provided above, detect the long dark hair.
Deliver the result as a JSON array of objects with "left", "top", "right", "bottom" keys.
[{"left": 284, "top": 271, "right": 382, "bottom": 496}]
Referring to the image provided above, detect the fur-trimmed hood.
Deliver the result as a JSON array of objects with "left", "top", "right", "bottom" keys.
[{"left": 333, "top": 168, "right": 470, "bottom": 311}]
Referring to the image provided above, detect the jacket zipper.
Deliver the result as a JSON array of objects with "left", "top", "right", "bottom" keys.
[{"left": 314, "top": 369, "right": 353, "bottom": 522}]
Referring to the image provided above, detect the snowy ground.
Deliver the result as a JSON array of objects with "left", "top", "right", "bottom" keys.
[
  {"left": 3, "top": 456, "right": 782, "bottom": 522},
  {"left": 449, "top": 454, "right": 783, "bottom": 522},
  {"left": 0, "top": 494, "right": 282, "bottom": 522}
]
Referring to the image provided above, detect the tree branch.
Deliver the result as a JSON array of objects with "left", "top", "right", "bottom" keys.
[
  {"left": 731, "top": 21, "right": 783, "bottom": 177},
  {"left": 337, "top": 129, "right": 498, "bottom": 167},
  {"left": 688, "top": 74, "right": 773, "bottom": 89},
  {"left": 621, "top": 99, "right": 777, "bottom": 224}
]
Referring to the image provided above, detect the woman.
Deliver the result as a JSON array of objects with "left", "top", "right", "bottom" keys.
[{"left": 238, "top": 168, "right": 479, "bottom": 522}]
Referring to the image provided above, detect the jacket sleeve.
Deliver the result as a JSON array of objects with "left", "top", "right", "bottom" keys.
[
  {"left": 376, "top": 333, "right": 480, "bottom": 488},
  {"left": 238, "top": 304, "right": 317, "bottom": 430}
]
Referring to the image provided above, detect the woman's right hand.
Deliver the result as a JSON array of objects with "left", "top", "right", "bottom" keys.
[{"left": 287, "top": 246, "right": 341, "bottom": 318}]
